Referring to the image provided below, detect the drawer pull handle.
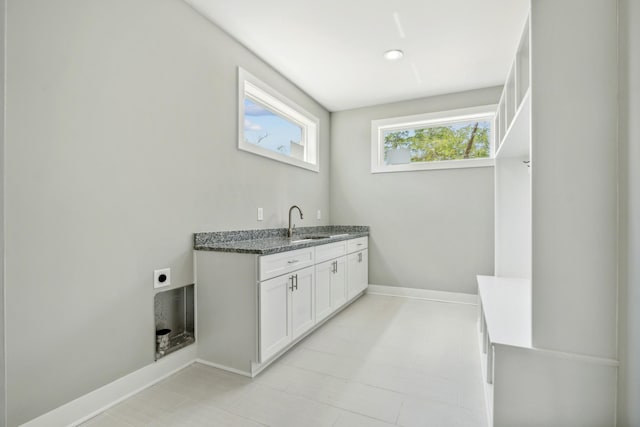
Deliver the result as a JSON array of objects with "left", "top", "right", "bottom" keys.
[
  {"left": 287, "top": 259, "right": 300, "bottom": 264},
  {"left": 357, "top": 243, "right": 363, "bottom": 246}
]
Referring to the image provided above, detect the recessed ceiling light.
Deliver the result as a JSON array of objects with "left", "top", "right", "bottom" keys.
[{"left": 383, "top": 49, "right": 404, "bottom": 61}]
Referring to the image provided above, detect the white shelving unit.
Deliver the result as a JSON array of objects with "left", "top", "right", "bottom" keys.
[
  {"left": 494, "top": 18, "right": 530, "bottom": 160},
  {"left": 494, "top": 90, "right": 530, "bottom": 159},
  {"left": 479, "top": 2, "right": 618, "bottom": 426},
  {"left": 478, "top": 276, "right": 531, "bottom": 348}
]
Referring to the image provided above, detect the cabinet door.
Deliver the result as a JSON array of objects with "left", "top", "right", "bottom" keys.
[
  {"left": 291, "top": 266, "right": 315, "bottom": 340},
  {"left": 315, "top": 260, "right": 333, "bottom": 323},
  {"left": 259, "top": 275, "right": 292, "bottom": 362},
  {"left": 330, "top": 256, "right": 347, "bottom": 310},
  {"left": 348, "top": 249, "right": 368, "bottom": 299}
]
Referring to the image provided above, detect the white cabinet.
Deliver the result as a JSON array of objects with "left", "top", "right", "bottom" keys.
[
  {"left": 347, "top": 249, "right": 368, "bottom": 299},
  {"left": 259, "top": 265, "right": 314, "bottom": 363},
  {"left": 346, "top": 237, "right": 368, "bottom": 299},
  {"left": 315, "top": 240, "right": 348, "bottom": 320},
  {"left": 290, "top": 266, "right": 315, "bottom": 340},
  {"left": 259, "top": 273, "right": 292, "bottom": 362},
  {"left": 315, "top": 260, "right": 333, "bottom": 323},
  {"left": 329, "top": 257, "right": 347, "bottom": 310},
  {"left": 195, "top": 235, "right": 368, "bottom": 377},
  {"left": 317, "top": 237, "right": 368, "bottom": 321},
  {"left": 316, "top": 256, "right": 347, "bottom": 316}
]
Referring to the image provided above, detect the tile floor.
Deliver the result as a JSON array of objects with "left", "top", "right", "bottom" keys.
[{"left": 81, "top": 294, "right": 487, "bottom": 427}]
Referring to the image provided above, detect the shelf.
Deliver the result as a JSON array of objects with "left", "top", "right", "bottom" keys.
[
  {"left": 477, "top": 275, "right": 531, "bottom": 348},
  {"left": 495, "top": 89, "right": 530, "bottom": 159}
]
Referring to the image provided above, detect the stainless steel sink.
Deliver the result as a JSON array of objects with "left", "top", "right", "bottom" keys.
[
  {"left": 290, "top": 236, "right": 329, "bottom": 243},
  {"left": 290, "top": 233, "right": 349, "bottom": 244},
  {"left": 290, "top": 238, "right": 312, "bottom": 243}
]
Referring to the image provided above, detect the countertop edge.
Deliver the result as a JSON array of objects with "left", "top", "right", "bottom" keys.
[{"left": 194, "top": 231, "right": 369, "bottom": 255}]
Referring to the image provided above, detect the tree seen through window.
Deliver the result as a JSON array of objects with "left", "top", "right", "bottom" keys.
[{"left": 384, "top": 121, "right": 491, "bottom": 163}]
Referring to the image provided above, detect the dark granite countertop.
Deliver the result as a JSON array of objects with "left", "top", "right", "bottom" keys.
[{"left": 194, "top": 225, "right": 369, "bottom": 255}]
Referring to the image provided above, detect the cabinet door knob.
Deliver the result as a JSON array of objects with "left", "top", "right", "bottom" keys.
[
  {"left": 289, "top": 275, "right": 295, "bottom": 291},
  {"left": 294, "top": 274, "right": 298, "bottom": 290}
]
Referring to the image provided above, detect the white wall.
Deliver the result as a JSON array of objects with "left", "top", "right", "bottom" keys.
[
  {"left": 4, "top": 0, "right": 330, "bottom": 425},
  {"left": 330, "top": 88, "right": 499, "bottom": 294},
  {"left": 618, "top": 0, "right": 640, "bottom": 424}
]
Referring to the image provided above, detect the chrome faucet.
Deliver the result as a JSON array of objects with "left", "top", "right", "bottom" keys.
[{"left": 288, "top": 205, "right": 303, "bottom": 238}]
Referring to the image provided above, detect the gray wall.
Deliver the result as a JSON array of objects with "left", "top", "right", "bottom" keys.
[
  {"left": 0, "top": 0, "right": 5, "bottom": 425},
  {"left": 618, "top": 0, "right": 640, "bottom": 424},
  {"left": 330, "top": 88, "right": 499, "bottom": 294},
  {"left": 4, "top": 0, "right": 330, "bottom": 425}
]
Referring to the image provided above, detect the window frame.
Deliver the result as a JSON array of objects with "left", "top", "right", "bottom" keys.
[
  {"left": 371, "top": 105, "right": 497, "bottom": 173},
  {"left": 238, "top": 67, "right": 320, "bottom": 172}
]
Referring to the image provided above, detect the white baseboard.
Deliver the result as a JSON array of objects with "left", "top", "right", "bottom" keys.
[
  {"left": 367, "top": 284, "right": 478, "bottom": 305},
  {"left": 194, "top": 359, "right": 252, "bottom": 378},
  {"left": 21, "top": 346, "right": 197, "bottom": 427}
]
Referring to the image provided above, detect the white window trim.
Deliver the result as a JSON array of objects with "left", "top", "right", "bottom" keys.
[
  {"left": 238, "top": 67, "right": 319, "bottom": 172},
  {"left": 371, "top": 105, "right": 497, "bottom": 173}
]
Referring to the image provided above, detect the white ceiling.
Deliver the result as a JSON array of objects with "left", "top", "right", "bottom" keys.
[{"left": 185, "top": 0, "right": 529, "bottom": 112}]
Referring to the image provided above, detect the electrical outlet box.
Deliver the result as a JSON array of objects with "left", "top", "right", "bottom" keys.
[
  {"left": 317, "top": 209, "right": 322, "bottom": 220},
  {"left": 154, "top": 268, "right": 171, "bottom": 289},
  {"left": 257, "top": 207, "right": 264, "bottom": 221}
]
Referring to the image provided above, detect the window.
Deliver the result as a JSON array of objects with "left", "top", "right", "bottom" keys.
[
  {"left": 238, "top": 67, "right": 319, "bottom": 172},
  {"left": 371, "top": 105, "right": 496, "bottom": 173}
]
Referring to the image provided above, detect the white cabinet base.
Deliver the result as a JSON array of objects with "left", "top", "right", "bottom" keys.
[
  {"left": 477, "top": 276, "right": 618, "bottom": 427},
  {"left": 195, "top": 236, "right": 368, "bottom": 378},
  {"left": 478, "top": 336, "right": 618, "bottom": 427}
]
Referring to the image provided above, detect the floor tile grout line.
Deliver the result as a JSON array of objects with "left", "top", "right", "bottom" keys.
[
  {"left": 175, "top": 392, "right": 272, "bottom": 427},
  {"left": 251, "top": 361, "right": 481, "bottom": 424},
  {"left": 215, "top": 404, "right": 271, "bottom": 427},
  {"left": 243, "top": 378, "right": 403, "bottom": 425},
  {"left": 337, "top": 407, "right": 404, "bottom": 427},
  {"left": 395, "top": 399, "right": 405, "bottom": 426},
  {"left": 279, "top": 350, "right": 472, "bottom": 408},
  {"left": 276, "top": 357, "right": 414, "bottom": 397}
]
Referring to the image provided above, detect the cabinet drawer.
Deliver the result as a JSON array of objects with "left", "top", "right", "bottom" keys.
[
  {"left": 347, "top": 237, "right": 368, "bottom": 254},
  {"left": 259, "top": 248, "right": 314, "bottom": 281},
  {"left": 315, "top": 240, "right": 347, "bottom": 264}
]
